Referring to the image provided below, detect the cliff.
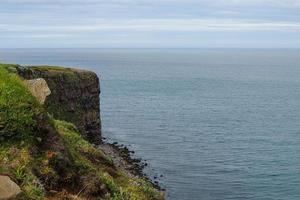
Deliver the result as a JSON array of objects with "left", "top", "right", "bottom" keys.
[
  {"left": 0, "top": 64, "right": 164, "bottom": 200},
  {"left": 17, "top": 66, "right": 102, "bottom": 144}
]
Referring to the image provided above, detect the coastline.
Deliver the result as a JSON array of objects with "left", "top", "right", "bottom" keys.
[
  {"left": 100, "top": 139, "right": 165, "bottom": 191},
  {"left": 0, "top": 64, "right": 165, "bottom": 200}
]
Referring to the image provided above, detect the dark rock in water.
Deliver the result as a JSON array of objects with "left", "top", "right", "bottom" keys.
[
  {"left": 0, "top": 175, "right": 21, "bottom": 200},
  {"left": 17, "top": 66, "right": 102, "bottom": 144}
]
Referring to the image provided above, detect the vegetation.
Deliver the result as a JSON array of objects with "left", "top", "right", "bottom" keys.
[
  {"left": 0, "top": 64, "right": 164, "bottom": 200},
  {"left": 0, "top": 65, "right": 41, "bottom": 140},
  {"left": 21, "top": 64, "right": 101, "bottom": 144}
]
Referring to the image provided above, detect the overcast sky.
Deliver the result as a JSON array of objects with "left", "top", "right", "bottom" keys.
[{"left": 1, "top": 0, "right": 300, "bottom": 48}]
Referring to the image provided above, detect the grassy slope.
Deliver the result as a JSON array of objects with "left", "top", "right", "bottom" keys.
[{"left": 0, "top": 64, "right": 163, "bottom": 200}]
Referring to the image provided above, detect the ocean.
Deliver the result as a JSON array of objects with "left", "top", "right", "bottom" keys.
[{"left": 1, "top": 48, "right": 300, "bottom": 200}]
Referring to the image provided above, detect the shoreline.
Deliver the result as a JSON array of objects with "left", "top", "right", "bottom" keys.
[{"left": 99, "top": 138, "right": 165, "bottom": 192}]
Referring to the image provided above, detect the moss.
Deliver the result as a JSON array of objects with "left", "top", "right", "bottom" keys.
[
  {"left": 27, "top": 66, "right": 93, "bottom": 80},
  {"left": 30, "top": 66, "right": 79, "bottom": 73}
]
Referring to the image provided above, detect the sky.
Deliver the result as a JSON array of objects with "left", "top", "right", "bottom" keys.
[{"left": 0, "top": 0, "right": 300, "bottom": 48}]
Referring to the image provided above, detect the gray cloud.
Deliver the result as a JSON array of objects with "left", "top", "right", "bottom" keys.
[
  {"left": 1, "top": 0, "right": 300, "bottom": 6},
  {"left": 1, "top": 19, "right": 300, "bottom": 33},
  {"left": 0, "top": 0, "right": 299, "bottom": 47}
]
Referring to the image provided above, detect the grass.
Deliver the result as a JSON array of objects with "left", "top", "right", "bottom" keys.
[
  {"left": 28, "top": 66, "right": 92, "bottom": 78},
  {"left": 0, "top": 64, "right": 164, "bottom": 200},
  {"left": 0, "top": 64, "right": 42, "bottom": 140},
  {"left": 30, "top": 66, "right": 79, "bottom": 73},
  {"left": 0, "top": 143, "right": 45, "bottom": 200},
  {"left": 55, "top": 119, "right": 164, "bottom": 200},
  {"left": 0, "top": 64, "right": 45, "bottom": 199}
]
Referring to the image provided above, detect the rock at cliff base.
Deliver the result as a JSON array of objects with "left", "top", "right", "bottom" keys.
[
  {"left": 0, "top": 176, "right": 21, "bottom": 200},
  {"left": 24, "top": 78, "right": 51, "bottom": 104}
]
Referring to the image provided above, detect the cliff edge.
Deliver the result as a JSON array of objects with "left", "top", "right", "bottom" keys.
[
  {"left": 0, "top": 64, "right": 164, "bottom": 200},
  {"left": 17, "top": 66, "right": 102, "bottom": 144}
]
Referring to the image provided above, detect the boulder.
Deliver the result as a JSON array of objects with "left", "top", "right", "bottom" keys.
[
  {"left": 0, "top": 176, "right": 21, "bottom": 200},
  {"left": 24, "top": 78, "right": 51, "bottom": 104}
]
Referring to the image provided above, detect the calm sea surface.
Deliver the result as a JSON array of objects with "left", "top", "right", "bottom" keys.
[{"left": 1, "top": 48, "right": 300, "bottom": 200}]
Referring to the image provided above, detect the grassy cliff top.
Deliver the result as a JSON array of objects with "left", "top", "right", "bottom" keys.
[
  {"left": 25, "top": 66, "right": 93, "bottom": 75},
  {"left": 0, "top": 64, "right": 164, "bottom": 200}
]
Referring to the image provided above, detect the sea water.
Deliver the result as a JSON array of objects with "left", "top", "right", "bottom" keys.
[{"left": 1, "top": 48, "right": 300, "bottom": 200}]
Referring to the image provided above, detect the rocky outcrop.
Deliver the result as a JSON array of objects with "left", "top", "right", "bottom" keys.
[
  {"left": 24, "top": 78, "right": 51, "bottom": 104},
  {"left": 0, "top": 64, "right": 164, "bottom": 200},
  {"left": 0, "top": 176, "right": 21, "bottom": 200},
  {"left": 17, "top": 66, "right": 101, "bottom": 144}
]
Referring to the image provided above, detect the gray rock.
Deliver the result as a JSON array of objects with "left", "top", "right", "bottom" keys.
[
  {"left": 0, "top": 176, "right": 21, "bottom": 200},
  {"left": 24, "top": 78, "right": 51, "bottom": 104}
]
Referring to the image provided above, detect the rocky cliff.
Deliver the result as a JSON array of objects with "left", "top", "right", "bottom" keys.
[
  {"left": 17, "top": 66, "right": 102, "bottom": 144},
  {"left": 0, "top": 64, "right": 164, "bottom": 200}
]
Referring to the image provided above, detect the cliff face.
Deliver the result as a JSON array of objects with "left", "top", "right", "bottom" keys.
[{"left": 17, "top": 66, "right": 102, "bottom": 144}]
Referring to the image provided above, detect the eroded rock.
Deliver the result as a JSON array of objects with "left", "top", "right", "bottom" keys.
[
  {"left": 24, "top": 78, "right": 51, "bottom": 104},
  {"left": 0, "top": 176, "right": 21, "bottom": 200},
  {"left": 18, "top": 67, "right": 101, "bottom": 144}
]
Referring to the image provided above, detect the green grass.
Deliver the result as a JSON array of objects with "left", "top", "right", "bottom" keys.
[
  {"left": 0, "top": 64, "right": 42, "bottom": 140},
  {"left": 30, "top": 66, "right": 78, "bottom": 73},
  {"left": 0, "top": 64, "right": 45, "bottom": 199},
  {"left": 54, "top": 120, "right": 164, "bottom": 200},
  {"left": 28, "top": 66, "right": 91, "bottom": 78}
]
